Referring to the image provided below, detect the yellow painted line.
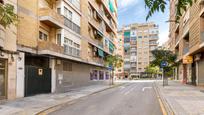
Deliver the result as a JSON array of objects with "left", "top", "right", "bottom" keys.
[{"left": 158, "top": 97, "right": 167, "bottom": 115}]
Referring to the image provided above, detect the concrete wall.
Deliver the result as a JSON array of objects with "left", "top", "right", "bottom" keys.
[
  {"left": 16, "top": 52, "right": 25, "bottom": 98},
  {"left": 17, "top": 0, "right": 38, "bottom": 48},
  {"left": 54, "top": 59, "right": 109, "bottom": 93}
]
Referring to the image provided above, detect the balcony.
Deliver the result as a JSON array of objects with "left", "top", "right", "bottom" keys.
[
  {"left": 64, "top": 45, "right": 80, "bottom": 57},
  {"left": 38, "top": 41, "right": 64, "bottom": 54},
  {"left": 98, "top": 41, "right": 104, "bottom": 48},
  {"left": 0, "top": 26, "right": 5, "bottom": 48},
  {"left": 200, "top": 0, "right": 204, "bottom": 17},
  {"left": 39, "top": 8, "right": 64, "bottom": 28},
  {"left": 64, "top": 17, "right": 80, "bottom": 34},
  {"left": 69, "top": 0, "right": 80, "bottom": 10}
]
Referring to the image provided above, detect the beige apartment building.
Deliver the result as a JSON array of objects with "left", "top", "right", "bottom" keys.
[
  {"left": 0, "top": 0, "right": 117, "bottom": 100},
  {"left": 169, "top": 0, "right": 204, "bottom": 85},
  {"left": 115, "top": 30, "right": 124, "bottom": 79},
  {"left": 0, "top": 0, "right": 18, "bottom": 100},
  {"left": 120, "top": 23, "right": 159, "bottom": 78}
]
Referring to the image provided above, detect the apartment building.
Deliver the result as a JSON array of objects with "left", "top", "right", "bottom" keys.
[
  {"left": 80, "top": 0, "right": 117, "bottom": 80},
  {"left": 115, "top": 30, "right": 124, "bottom": 79},
  {"left": 169, "top": 0, "right": 204, "bottom": 86},
  {"left": 0, "top": 0, "right": 17, "bottom": 100},
  {"left": 8, "top": 0, "right": 118, "bottom": 98},
  {"left": 120, "top": 23, "right": 159, "bottom": 78}
]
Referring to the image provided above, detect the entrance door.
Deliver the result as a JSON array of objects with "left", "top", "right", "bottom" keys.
[
  {"left": 25, "top": 66, "right": 51, "bottom": 96},
  {"left": 192, "top": 62, "right": 197, "bottom": 85},
  {"left": 0, "top": 59, "right": 6, "bottom": 99}
]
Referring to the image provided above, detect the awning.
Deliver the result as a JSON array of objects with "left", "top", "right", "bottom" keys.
[
  {"left": 98, "top": 49, "right": 104, "bottom": 57},
  {"left": 109, "top": 41, "right": 114, "bottom": 51},
  {"left": 109, "top": 0, "right": 115, "bottom": 13},
  {"left": 97, "top": 30, "right": 103, "bottom": 37},
  {"left": 124, "top": 31, "right": 130, "bottom": 37}
]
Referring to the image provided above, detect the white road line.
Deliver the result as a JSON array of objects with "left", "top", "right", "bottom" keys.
[
  {"left": 123, "top": 84, "right": 137, "bottom": 95},
  {"left": 142, "top": 87, "right": 152, "bottom": 92}
]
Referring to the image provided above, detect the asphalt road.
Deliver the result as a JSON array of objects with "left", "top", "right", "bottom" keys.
[{"left": 50, "top": 81, "right": 162, "bottom": 115}]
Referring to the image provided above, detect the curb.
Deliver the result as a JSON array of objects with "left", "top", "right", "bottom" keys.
[
  {"left": 153, "top": 82, "right": 175, "bottom": 115},
  {"left": 36, "top": 83, "right": 124, "bottom": 115}
]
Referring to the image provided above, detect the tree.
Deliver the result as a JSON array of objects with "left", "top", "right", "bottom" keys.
[
  {"left": 0, "top": 1, "right": 18, "bottom": 28},
  {"left": 150, "top": 49, "right": 178, "bottom": 77},
  {"left": 145, "top": 0, "right": 194, "bottom": 21},
  {"left": 145, "top": 65, "right": 161, "bottom": 78},
  {"left": 105, "top": 55, "right": 123, "bottom": 85}
]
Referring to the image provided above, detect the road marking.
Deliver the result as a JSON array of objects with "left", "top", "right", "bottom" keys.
[{"left": 142, "top": 87, "right": 152, "bottom": 91}]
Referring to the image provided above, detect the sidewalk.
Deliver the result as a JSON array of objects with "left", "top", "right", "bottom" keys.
[
  {"left": 0, "top": 84, "right": 121, "bottom": 115},
  {"left": 155, "top": 80, "right": 204, "bottom": 115}
]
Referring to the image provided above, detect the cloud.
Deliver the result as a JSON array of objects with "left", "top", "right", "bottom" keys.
[
  {"left": 158, "top": 29, "right": 169, "bottom": 46},
  {"left": 118, "top": 0, "right": 139, "bottom": 12}
]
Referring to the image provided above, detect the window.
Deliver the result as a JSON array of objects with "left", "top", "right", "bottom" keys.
[
  {"left": 99, "top": 71, "right": 104, "bottom": 80},
  {"left": 57, "top": 34, "right": 61, "bottom": 45},
  {"left": 138, "top": 36, "right": 142, "bottom": 38},
  {"left": 91, "top": 70, "right": 98, "bottom": 80},
  {"left": 57, "top": 8, "right": 61, "bottom": 14},
  {"left": 64, "top": 7, "right": 72, "bottom": 20},
  {"left": 39, "top": 31, "right": 48, "bottom": 41},
  {"left": 105, "top": 39, "right": 108, "bottom": 47},
  {"left": 63, "top": 61, "right": 72, "bottom": 71}
]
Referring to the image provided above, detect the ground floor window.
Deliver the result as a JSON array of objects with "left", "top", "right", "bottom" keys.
[
  {"left": 99, "top": 71, "right": 104, "bottom": 80},
  {"left": 90, "top": 70, "right": 98, "bottom": 80},
  {"left": 0, "top": 59, "right": 6, "bottom": 99},
  {"left": 105, "top": 72, "right": 109, "bottom": 80}
]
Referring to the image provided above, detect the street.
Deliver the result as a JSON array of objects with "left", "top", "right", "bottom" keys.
[{"left": 50, "top": 80, "right": 162, "bottom": 115}]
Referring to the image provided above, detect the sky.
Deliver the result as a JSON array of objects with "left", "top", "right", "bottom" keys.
[{"left": 117, "top": 0, "right": 170, "bottom": 45}]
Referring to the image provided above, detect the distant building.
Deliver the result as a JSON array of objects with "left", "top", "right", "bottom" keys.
[{"left": 119, "top": 22, "right": 159, "bottom": 78}]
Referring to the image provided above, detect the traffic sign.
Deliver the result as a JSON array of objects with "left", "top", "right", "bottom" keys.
[{"left": 160, "top": 61, "right": 168, "bottom": 68}]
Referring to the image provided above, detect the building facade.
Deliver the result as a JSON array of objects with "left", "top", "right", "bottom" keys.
[
  {"left": 169, "top": 0, "right": 204, "bottom": 86},
  {"left": 120, "top": 23, "right": 159, "bottom": 78},
  {"left": 0, "top": 0, "right": 117, "bottom": 100},
  {"left": 0, "top": 0, "right": 18, "bottom": 100}
]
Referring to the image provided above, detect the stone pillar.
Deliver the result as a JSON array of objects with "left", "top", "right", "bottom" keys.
[{"left": 183, "top": 64, "right": 187, "bottom": 84}]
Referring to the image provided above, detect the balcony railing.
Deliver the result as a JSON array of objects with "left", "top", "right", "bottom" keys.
[
  {"left": 98, "top": 42, "right": 104, "bottom": 48},
  {"left": 64, "top": 45, "right": 80, "bottom": 57},
  {"left": 64, "top": 17, "right": 80, "bottom": 34},
  {"left": 39, "top": 8, "right": 64, "bottom": 28},
  {"left": 38, "top": 41, "right": 64, "bottom": 54},
  {"left": 0, "top": 26, "right": 5, "bottom": 48}
]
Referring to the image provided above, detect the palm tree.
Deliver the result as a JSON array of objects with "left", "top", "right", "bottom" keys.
[
  {"left": 105, "top": 55, "right": 123, "bottom": 85},
  {"left": 0, "top": 1, "right": 18, "bottom": 28},
  {"left": 145, "top": 0, "right": 194, "bottom": 21}
]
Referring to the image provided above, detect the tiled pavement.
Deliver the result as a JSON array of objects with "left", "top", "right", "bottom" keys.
[{"left": 155, "top": 80, "right": 204, "bottom": 115}]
